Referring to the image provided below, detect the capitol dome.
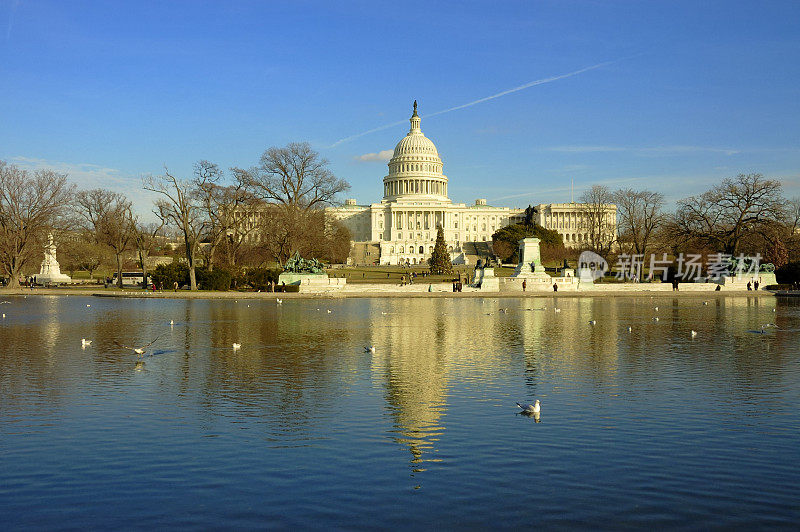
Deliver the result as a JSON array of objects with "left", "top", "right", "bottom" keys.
[{"left": 383, "top": 101, "right": 449, "bottom": 201}]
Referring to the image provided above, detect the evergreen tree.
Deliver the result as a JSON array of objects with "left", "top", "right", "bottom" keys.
[
  {"left": 491, "top": 223, "right": 564, "bottom": 263},
  {"left": 428, "top": 225, "right": 453, "bottom": 274}
]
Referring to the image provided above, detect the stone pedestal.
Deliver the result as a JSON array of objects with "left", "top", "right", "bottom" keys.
[
  {"left": 278, "top": 272, "right": 345, "bottom": 292},
  {"left": 511, "top": 238, "right": 551, "bottom": 280},
  {"left": 35, "top": 234, "right": 71, "bottom": 285},
  {"left": 473, "top": 267, "right": 499, "bottom": 291},
  {"left": 719, "top": 272, "right": 778, "bottom": 289}
]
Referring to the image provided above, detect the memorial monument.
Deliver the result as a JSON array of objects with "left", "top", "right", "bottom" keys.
[
  {"left": 36, "top": 234, "right": 72, "bottom": 285},
  {"left": 278, "top": 251, "right": 345, "bottom": 291},
  {"left": 511, "top": 238, "right": 551, "bottom": 281}
]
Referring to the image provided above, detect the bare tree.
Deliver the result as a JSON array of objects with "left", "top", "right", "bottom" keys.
[
  {"left": 0, "top": 161, "right": 74, "bottom": 288},
  {"left": 133, "top": 220, "right": 165, "bottom": 288},
  {"left": 241, "top": 142, "right": 350, "bottom": 210},
  {"left": 674, "top": 173, "right": 785, "bottom": 254},
  {"left": 251, "top": 205, "right": 350, "bottom": 266},
  {"left": 237, "top": 143, "right": 351, "bottom": 266},
  {"left": 143, "top": 165, "right": 208, "bottom": 290},
  {"left": 579, "top": 185, "right": 617, "bottom": 257},
  {"left": 786, "top": 197, "right": 800, "bottom": 234},
  {"left": 194, "top": 162, "right": 256, "bottom": 272},
  {"left": 74, "top": 189, "right": 137, "bottom": 288},
  {"left": 59, "top": 231, "right": 109, "bottom": 280},
  {"left": 613, "top": 188, "right": 665, "bottom": 262}
]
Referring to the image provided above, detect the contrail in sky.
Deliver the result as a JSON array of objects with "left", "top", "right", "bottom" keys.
[
  {"left": 328, "top": 60, "right": 616, "bottom": 148},
  {"left": 6, "top": 0, "right": 20, "bottom": 42}
]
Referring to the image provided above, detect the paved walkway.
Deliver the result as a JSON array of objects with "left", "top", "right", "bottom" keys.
[{"left": 0, "top": 286, "right": 783, "bottom": 300}]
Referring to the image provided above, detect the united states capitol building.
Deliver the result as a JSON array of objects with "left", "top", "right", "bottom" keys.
[{"left": 328, "top": 102, "right": 616, "bottom": 265}]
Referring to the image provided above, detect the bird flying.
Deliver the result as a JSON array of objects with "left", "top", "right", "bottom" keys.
[{"left": 114, "top": 336, "right": 161, "bottom": 357}]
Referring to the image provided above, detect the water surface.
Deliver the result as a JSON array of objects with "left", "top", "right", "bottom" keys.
[{"left": 2, "top": 295, "right": 799, "bottom": 529}]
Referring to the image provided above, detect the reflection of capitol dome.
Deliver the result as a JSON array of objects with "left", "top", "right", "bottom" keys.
[{"left": 383, "top": 101, "right": 448, "bottom": 201}]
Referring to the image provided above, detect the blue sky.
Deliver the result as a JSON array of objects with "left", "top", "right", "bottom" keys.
[{"left": 1, "top": 0, "right": 799, "bottom": 217}]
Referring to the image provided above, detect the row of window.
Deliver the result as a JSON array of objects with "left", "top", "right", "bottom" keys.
[
  {"left": 391, "top": 162, "right": 440, "bottom": 173},
  {"left": 385, "top": 179, "right": 446, "bottom": 196},
  {"left": 389, "top": 245, "right": 459, "bottom": 254}
]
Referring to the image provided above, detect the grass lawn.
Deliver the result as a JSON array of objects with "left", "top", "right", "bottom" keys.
[{"left": 326, "top": 264, "right": 521, "bottom": 284}]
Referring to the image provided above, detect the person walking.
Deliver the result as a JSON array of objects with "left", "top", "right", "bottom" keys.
[
  {"left": 522, "top": 279, "right": 527, "bottom": 292},
  {"left": 754, "top": 280, "right": 759, "bottom": 290}
]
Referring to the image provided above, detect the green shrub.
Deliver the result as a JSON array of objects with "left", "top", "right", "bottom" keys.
[
  {"left": 196, "top": 267, "right": 232, "bottom": 291},
  {"left": 776, "top": 261, "right": 800, "bottom": 285},
  {"left": 150, "top": 262, "right": 189, "bottom": 289},
  {"left": 492, "top": 223, "right": 564, "bottom": 263},
  {"left": 243, "top": 267, "right": 282, "bottom": 291},
  {"left": 150, "top": 263, "right": 232, "bottom": 290},
  {"left": 765, "top": 284, "right": 792, "bottom": 290}
]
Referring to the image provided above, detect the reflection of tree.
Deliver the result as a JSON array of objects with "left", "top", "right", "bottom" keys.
[{"left": 195, "top": 301, "right": 358, "bottom": 440}]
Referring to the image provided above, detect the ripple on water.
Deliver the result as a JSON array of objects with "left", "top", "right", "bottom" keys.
[{"left": 1, "top": 295, "right": 800, "bottom": 528}]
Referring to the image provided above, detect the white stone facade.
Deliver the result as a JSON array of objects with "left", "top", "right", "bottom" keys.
[
  {"left": 328, "top": 103, "right": 616, "bottom": 264},
  {"left": 533, "top": 203, "right": 617, "bottom": 248}
]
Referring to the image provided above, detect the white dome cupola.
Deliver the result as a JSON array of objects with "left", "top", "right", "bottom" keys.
[{"left": 383, "top": 101, "right": 449, "bottom": 201}]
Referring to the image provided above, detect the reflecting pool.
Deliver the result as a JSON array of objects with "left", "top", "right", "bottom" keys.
[{"left": 1, "top": 295, "right": 799, "bottom": 528}]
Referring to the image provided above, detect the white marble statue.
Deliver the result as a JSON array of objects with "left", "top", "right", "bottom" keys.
[{"left": 36, "top": 234, "right": 72, "bottom": 285}]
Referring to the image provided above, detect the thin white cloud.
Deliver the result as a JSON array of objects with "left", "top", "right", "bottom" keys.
[
  {"left": 5, "top": 0, "right": 19, "bottom": 42},
  {"left": 546, "top": 145, "right": 741, "bottom": 156},
  {"left": 546, "top": 146, "right": 627, "bottom": 153},
  {"left": 488, "top": 177, "right": 645, "bottom": 203},
  {"left": 9, "top": 156, "right": 160, "bottom": 220},
  {"left": 354, "top": 150, "right": 393, "bottom": 162},
  {"left": 328, "top": 60, "right": 617, "bottom": 148}
]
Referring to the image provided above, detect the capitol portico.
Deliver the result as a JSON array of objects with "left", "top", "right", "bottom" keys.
[{"left": 328, "top": 102, "right": 615, "bottom": 265}]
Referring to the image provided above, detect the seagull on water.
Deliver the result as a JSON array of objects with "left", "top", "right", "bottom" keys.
[
  {"left": 81, "top": 338, "right": 92, "bottom": 348},
  {"left": 0, "top": 301, "right": 10, "bottom": 304},
  {"left": 365, "top": 346, "right": 376, "bottom": 353},
  {"left": 703, "top": 301, "right": 709, "bottom": 306},
  {"left": 654, "top": 306, "right": 659, "bottom": 311},
  {"left": 517, "top": 400, "right": 540, "bottom": 414},
  {"left": 276, "top": 298, "right": 283, "bottom": 305},
  {"left": 691, "top": 330, "right": 697, "bottom": 338},
  {"left": 232, "top": 343, "right": 241, "bottom": 350},
  {"left": 589, "top": 320, "right": 596, "bottom": 325},
  {"left": 653, "top": 317, "right": 659, "bottom": 322},
  {"left": 627, "top": 326, "right": 632, "bottom": 333},
  {"left": 114, "top": 336, "right": 161, "bottom": 358},
  {"left": 554, "top": 308, "right": 561, "bottom": 313}
]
